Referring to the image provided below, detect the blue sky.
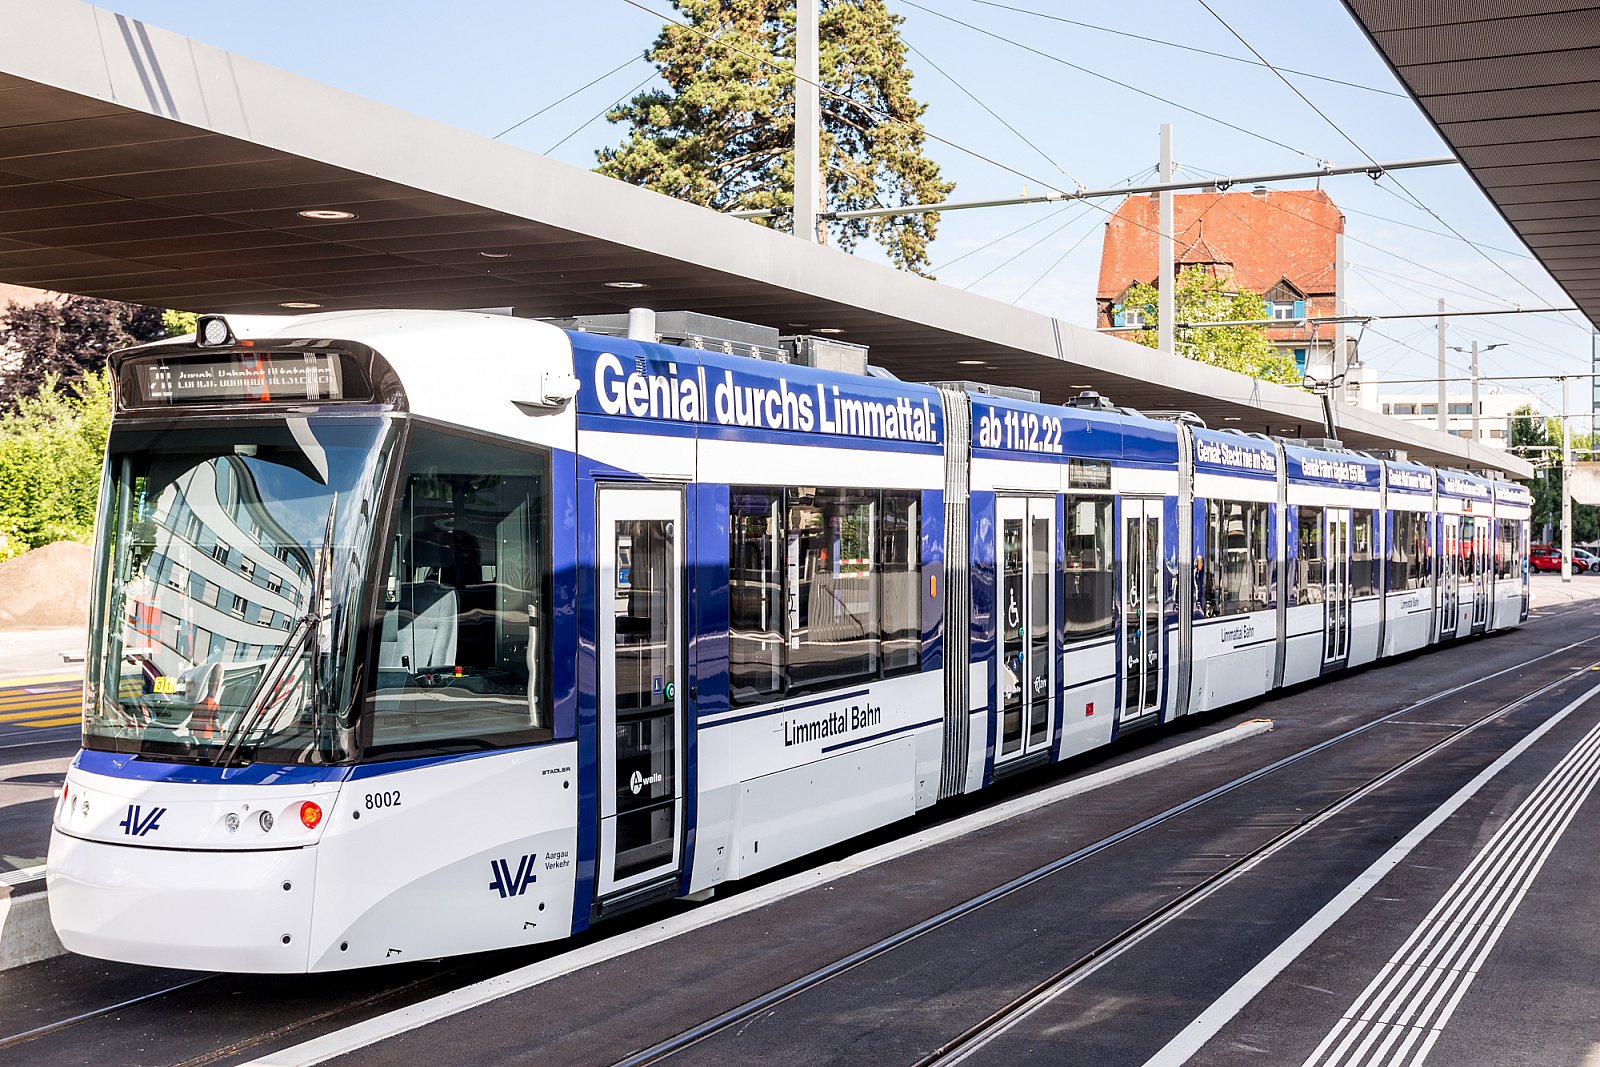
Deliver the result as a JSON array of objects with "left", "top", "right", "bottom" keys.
[{"left": 104, "top": 0, "right": 1595, "bottom": 414}]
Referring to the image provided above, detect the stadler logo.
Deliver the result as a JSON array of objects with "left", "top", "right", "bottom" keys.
[{"left": 630, "top": 769, "right": 664, "bottom": 795}]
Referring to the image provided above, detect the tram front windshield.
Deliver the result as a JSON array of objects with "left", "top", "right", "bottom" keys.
[{"left": 84, "top": 416, "right": 394, "bottom": 764}]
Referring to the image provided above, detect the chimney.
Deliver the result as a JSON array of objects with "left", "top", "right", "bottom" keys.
[{"left": 1251, "top": 185, "right": 1268, "bottom": 198}]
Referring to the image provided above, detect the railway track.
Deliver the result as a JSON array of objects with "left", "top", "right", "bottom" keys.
[
  {"left": 607, "top": 637, "right": 1600, "bottom": 1067},
  {"left": 4, "top": 619, "right": 1599, "bottom": 1067}
]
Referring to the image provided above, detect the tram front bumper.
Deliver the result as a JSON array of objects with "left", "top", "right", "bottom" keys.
[{"left": 47, "top": 830, "right": 317, "bottom": 972}]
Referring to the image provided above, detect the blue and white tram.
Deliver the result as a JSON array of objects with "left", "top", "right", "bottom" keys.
[{"left": 47, "top": 310, "right": 1531, "bottom": 973}]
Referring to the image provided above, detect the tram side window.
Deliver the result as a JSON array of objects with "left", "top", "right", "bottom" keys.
[
  {"left": 1390, "top": 511, "right": 1427, "bottom": 591},
  {"left": 1351, "top": 509, "right": 1377, "bottom": 597},
  {"left": 880, "top": 492, "right": 921, "bottom": 675},
  {"left": 367, "top": 427, "right": 552, "bottom": 759},
  {"left": 1498, "top": 520, "right": 1516, "bottom": 578},
  {"left": 1203, "top": 499, "right": 1269, "bottom": 616},
  {"left": 789, "top": 488, "right": 881, "bottom": 690},
  {"left": 1297, "top": 506, "right": 1324, "bottom": 605},
  {"left": 1063, "top": 495, "right": 1115, "bottom": 642},
  {"left": 729, "top": 489, "right": 784, "bottom": 703},
  {"left": 727, "top": 486, "right": 922, "bottom": 704}
]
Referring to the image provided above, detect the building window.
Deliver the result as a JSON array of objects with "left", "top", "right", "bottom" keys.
[
  {"left": 1448, "top": 403, "right": 1472, "bottom": 415},
  {"left": 1420, "top": 404, "right": 1438, "bottom": 416},
  {"left": 1121, "top": 306, "right": 1145, "bottom": 328},
  {"left": 1272, "top": 302, "right": 1297, "bottom": 320},
  {"left": 1489, "top": 429, "right": 1505, "bottom": 439},
  {"left": 212, "top": 540, "right": 231, "bottom": 565}
]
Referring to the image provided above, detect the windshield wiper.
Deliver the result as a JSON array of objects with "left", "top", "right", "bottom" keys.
[
  {"left": 213, "top": 494, "right": 337, "bottom": 767},
  {"left": 211, "top": 612, "right": 314, "bottom": 767}
]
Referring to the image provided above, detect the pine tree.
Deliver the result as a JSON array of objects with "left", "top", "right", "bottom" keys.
[{"left": 597, "top": 0, "right": 954, "bottom": 275}]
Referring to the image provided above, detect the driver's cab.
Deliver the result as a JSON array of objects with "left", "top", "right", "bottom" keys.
[{"left": 364, "top": 425, "right": 554, "bottom": 760}]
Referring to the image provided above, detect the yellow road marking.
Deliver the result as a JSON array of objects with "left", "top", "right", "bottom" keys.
[
  {"left": 0, "top": 706, "right": 78, "bottom": 724},
  {"left": 0, "top": 692, "right": 82, "bottom": 711},
  {"left": 0, "top": 673, "right": 81, "bottom": 688},
  {"left": 19, "top": 715, "right": 80, "bottom": 728}
]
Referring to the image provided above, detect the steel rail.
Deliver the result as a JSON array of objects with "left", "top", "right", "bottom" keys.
[
  {"left": 606, "top": 628, "right": 1600, "bottom": 1067},
  {"left": 916, "top": 659, "right": 1600, "bottom": 1065}
]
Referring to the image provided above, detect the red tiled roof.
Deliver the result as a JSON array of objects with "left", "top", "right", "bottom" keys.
[{"left": 1096, "top": 189, "right": 1343, "bottom": 300}]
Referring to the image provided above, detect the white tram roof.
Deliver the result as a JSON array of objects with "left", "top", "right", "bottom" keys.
[{"left": 0, "top": 0, "right": 1528, "bottom": 479}]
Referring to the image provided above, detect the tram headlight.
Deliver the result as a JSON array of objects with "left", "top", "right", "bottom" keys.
[
  {"left": 257, "top": 810, "right": 274, "bottom": 833},
  {"left": 299, "top": 801, "right": 322, "bottom": 829},
  {"left": 224, "top": 812, "right": 240, "bottom": 833},
  {"left": 195, "top": 315, "right": 233, "bottom": 348}
]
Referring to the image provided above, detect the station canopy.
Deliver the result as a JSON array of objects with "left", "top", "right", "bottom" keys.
[
  {"left": 1345, "top": 1, "right": 1600, "bottom": 333},
  {"left": 0, "top": 0, "right": 1530, "bottom": 476}
]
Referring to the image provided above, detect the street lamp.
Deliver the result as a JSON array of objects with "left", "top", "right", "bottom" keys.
[{"left": 1447, "top": 341, "right": 1506, "bottom": 442}]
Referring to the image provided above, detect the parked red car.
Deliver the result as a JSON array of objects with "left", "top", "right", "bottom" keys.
[{"left": 1530, "top": 545, "right": 1564, "bottom": 572}]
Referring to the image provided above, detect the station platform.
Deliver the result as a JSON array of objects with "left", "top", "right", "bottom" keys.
[{"left": 4, "top": 586, "right": 1600, "bottom": 1066}]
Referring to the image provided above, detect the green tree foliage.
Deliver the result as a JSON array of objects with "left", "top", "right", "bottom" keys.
[
  {"left": 0, "top": 370, "right": 112, "bottom": 560},
  {"left": 1118, "top": 266, "right": 1301, "bottom": 385},
  {"left": 1507, "top": 401, "right": 1600, "bottom": 542},
  {"left": 597, "top": 0, "right": 954, "bottom": 274},
  {"left": 162, "top": 309, "right": 199, "bottom": 337},
  {"left": 0, "top": 295, "right": 164, "bottom": 409}
]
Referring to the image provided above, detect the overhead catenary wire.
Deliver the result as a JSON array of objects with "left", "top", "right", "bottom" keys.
[
  {"left": 1180, "top": 161, "right": 1536, "bottom": 262},
  {"left": 959, "top": 203, "right": 1102, "bottom": 291},
  {"left": 1193, "top": 0, "right": 1559, "bottom": 312},
  {"left": 493, "top": 52, "right": 647, "bottom": 141},
  {"left": 1347, "top": 263, "right": 1579, "bottom": 369},
  {"left": 1010, "top": 213, "right": 1111, "bottom": 305},
  {"left": 929, "top": 166, "right": 1157, "bottom": 276},
  {"left": 543, "top": 69, "right": 661, "bottom": 155},
  {"left": 905, "top": 40, "right": 1084, "bottom": 190},
  {"left": 615, "top": 0, "right": 1076, "bottom": 199},
  {"left": 958, "top": 0, "right": 1407, "bottom": 99},
  {"left": 898, "top": 0, "right": 1325, "bottom": 162}
]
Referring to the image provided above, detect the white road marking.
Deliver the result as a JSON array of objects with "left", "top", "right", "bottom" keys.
[
  {"left": 1304, "top": 707, "right": 1600, "bottom": 1066},
  {"left": 1142, "top": 678, "right": 1600, "bottom": 1067},
  {"left": 0, "top": 864, "right": 45, "bottom": 888},
  {"left": 249, "top": 720, "right": 1273, "bottom": 1066}
]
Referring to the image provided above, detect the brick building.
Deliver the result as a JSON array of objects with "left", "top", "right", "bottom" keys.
[{"left": 1096, "top": 188, "right": 1344, "bottom": 379}]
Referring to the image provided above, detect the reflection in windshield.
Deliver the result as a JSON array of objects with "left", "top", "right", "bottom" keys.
[{"left": 84, "top": 417, "right": 393, "bottom": 764}]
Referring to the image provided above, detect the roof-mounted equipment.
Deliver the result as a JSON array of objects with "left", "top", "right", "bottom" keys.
[
  {"left": 548, "top": 311, "right": 782, "bottom": 361},
  {"left": 1065, "top": 390, "right": 1117, "bottom": 411},
  {"left": 782, "top": 334, "right": 870, "bottom": 376},
  {"left": 927, "top": 379, "right": 1041, "bottom": 403}
]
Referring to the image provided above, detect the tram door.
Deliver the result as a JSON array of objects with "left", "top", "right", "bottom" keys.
[
  {"left": 1469, "top": 517, "right": 1490, "bottom": 631},
  {"left": 1324, "top": 508, "right": 1351, "bottom": 662},
  {"left": 997, "top": 497, "right": 1055, "bottom": 760},
  {"left": 1119, "top": 498, "right": 1163, "bottom": 724},
  {"left": 1439, "top": 518, "right": 1459, "bottom": 638},
  {"left": 596, "top": 487, "right": 685, "bottom": 901}
]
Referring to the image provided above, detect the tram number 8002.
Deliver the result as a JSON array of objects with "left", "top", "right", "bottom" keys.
[{"left": 364, "top": 790, "right": 402, "bottom": 810}]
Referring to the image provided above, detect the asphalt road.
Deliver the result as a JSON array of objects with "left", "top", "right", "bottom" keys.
[{"left": 3, "top": 584, "right": 1600, "bottom": 1066}]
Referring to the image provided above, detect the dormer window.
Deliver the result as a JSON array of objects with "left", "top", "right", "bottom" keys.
[
  {"left": 1271, "top": 301, "right": 1298, "bottom": 320},
  {"left": 1123, "top": 307, "right": 1145, "bottom": 327}
]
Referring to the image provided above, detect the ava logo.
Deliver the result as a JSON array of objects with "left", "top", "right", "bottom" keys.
[
  {"left": 119, "top": 804, "right": 166, "bottom": 837},
  {"left": 488, "top": 854, "right": 539, "bottom": 898},
  {"left": 629, "top": 769, "right": 664, "bottom": 795}
]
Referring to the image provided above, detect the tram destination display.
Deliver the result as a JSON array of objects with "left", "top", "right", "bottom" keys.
[{"left": 132, "top": 352, "right": 344, "bottom": 406}]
